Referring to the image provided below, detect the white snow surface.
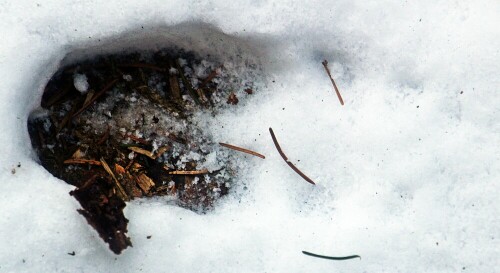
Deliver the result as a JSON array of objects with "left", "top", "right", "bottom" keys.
[
  {"left": 0, "top": 1, "right": 499, "bottom": 272},
  {"left": 73, "top": 73, "right": 89, "bottom": 93}
]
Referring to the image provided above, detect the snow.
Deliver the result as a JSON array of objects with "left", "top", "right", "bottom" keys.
[
  {"left": 0, "top": 1, "right": 499, "bottom": 272},
  {"left": 73, "top": 73, "right": 89, "bottom": 93}
]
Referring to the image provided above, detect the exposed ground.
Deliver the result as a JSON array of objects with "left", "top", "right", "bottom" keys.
[{"left": 28, "top": 49, "right": 257, "bottom": 254}]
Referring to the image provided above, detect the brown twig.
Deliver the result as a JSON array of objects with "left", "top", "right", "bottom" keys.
[
  {"left": 167, "top": 169, "right": 209, "bottom": 175},
  {"left": 322, "top": 60, "right": 344, "bottom": 106},
  {"left": 219, "top": 142, "right": 265, "bottom": 159},
  {"left": 134, "top": 173, "right": 155, "bottom": 193},
  {"left": 128, "top": 146, "right": 155, "bottom": 159},
  {"left": 64, "top": 159, "right": 102, "bottom": 165},
  {"left": 268, "top": 128, "right": 316, "bottom": 185}
]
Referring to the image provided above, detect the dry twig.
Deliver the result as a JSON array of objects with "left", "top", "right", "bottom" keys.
[
  {"left": 64, "top": 159, "right": 102, "bottom": 165},
  {"left": 100, "top": 157, "right": 129, "bottom": 201},
  {"left": 135, "top": 173, "right": 155, "bottom": 193},
  {"left": 219, "top": 142, "right": 265, "bottom": 159},
  {"left": 167, "top": 169, "right": 209, "bottom": 175},
  {"left": 128, "top": 146, "right": 155, "bottom": 159},
  {"left": 322, "top": 60, "right": 344, "bottom": 105},
  {"left": 269, "top": 128, "right": 316, "bottom": 185}
]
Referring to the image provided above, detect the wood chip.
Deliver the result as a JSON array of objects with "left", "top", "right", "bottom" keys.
[
  {"left": 135, "top": 173, "right": 155, "bottom": 193},
  {"left": 114, "top": 164, "right": 142, "bottom": 198},
  {"left": 219, "top": 142, "right": 265, "bottom": 159}
]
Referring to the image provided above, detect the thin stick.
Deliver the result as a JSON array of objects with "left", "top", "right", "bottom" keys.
[
  {"left": 219, "top": 142, "right": 265, "bottom": 159},
  {"left": 100, "top": 157, "right": 129, "bottom": 201},
  {"left": 125, "top": 134, "right": 150, "bottom": 145},
  {"left": 269, "top": 128, "right": 316, "bottom": 185},
  {"left": 64, "top": 159, "right": 102, "bottom": 165},
  {"left": 322, "top": 60, "right": 344, "bottom": 105},
  {"left": 167, "top": 169, "right": 209, "bottom": 175},
  {"left": 302, "top": 251, "right": 361, "bottom": 260}
]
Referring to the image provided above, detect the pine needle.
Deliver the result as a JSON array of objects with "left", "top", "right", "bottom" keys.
[
  {"left": 302, "top": 251, "right": 361, "bottom": 260},
  {"left": 269, "top": 127, "right": 316, "bottom": 185},
  {"left": 219, "top": 142, "right": 265, "bottom": 159},
  {"left": 322, "top": 60, "right": 345, "bottom": 105}
]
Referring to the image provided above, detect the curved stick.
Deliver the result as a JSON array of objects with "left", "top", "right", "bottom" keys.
[{"left": 269, "top": 128, "right": 315, "bottom": 185}]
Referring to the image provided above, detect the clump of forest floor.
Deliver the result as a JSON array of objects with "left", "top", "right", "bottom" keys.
[{"left": 28, "top": 49, "right": 258, "bottom": 254}]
